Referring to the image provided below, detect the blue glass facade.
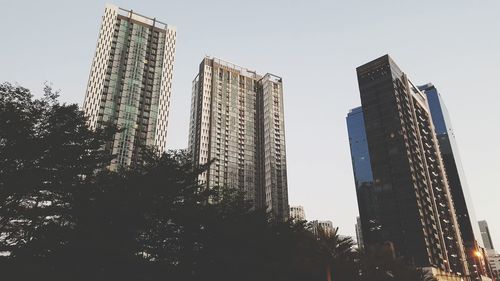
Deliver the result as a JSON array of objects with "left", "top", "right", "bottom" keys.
[
  {"left": 419, "top": 83, "right": 489, "bottom": 278},
  {"left": 422, "top": 85, "right": 447, "bottom": 135},
  {"left": 347, "top": 107, "right": 373, "bottom": 186},
  {"left": 419, "top": 83, "right": 481, "bottom": 243},
  {"left": 347, "top": 107, "right": 375, "bottom": 251}
]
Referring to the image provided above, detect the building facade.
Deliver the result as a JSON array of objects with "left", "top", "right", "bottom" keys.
[
  {"left": 479, "top": 220, "right": 495, "bottom": 251},
  {"left": 488, "top": 253, "right": 500, "bottom": 279},
  {"left": 355, "top": 216, "right": 364, "bottom": 250},
  {"left": 419, "top": 83, "right": 492, "bottom": 280},
  {"left": 188, "top": 57, "right": 289, "bottom": 221},
  {"left": 83, "top": 4, "right": 176, "bottom": 169},
  {"left": 290, "top": 206, "right": 306, "bottom": 221},
  {"left": 347, "top": 106, "right": 373, "bottom": 250},
  {"left": 310, "top": 220, "right": 335, "bottom": 237},
  {"left": 347, "top": 107, "right": 374, "bottom": 190},
  {"left": 349, "top": 55, "right": 469, "bottom": 279}
]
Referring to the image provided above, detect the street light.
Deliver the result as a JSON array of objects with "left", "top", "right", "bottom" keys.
[{"left": 473, "top": 249, "right": 485, "bottom": 281}]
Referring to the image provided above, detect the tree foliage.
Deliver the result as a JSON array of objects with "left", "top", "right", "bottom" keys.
[
  {"left": 0, "top": 83, "right": 437, "bottom": 281},
  {"left": 0, "top": 82, "right": 114, "bottom": 260}
]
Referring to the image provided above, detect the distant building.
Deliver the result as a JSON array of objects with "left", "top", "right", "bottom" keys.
[
  {"left": 290, "top": 206, "right": 306, "bottom": 221},
  {"left": 479, "top": 220, "right": 495, "bottom": 250},
  {"left": 355, "top": 216, "right": 364, "bottom": 250},
  {"left": 83, "top": 4, "right": 176, "bottom": 169},
  {"left": 188, "top": 57, "right": 289, "bottom": 221},
  {"left": 348, "top": 55, "right": 468, "bottom": 279},
  {"left": 488, "top": 253, "right": 500, "bottom": 279},
  {"left": 310, "top": 220, "right": 334, "bottom": 237}
]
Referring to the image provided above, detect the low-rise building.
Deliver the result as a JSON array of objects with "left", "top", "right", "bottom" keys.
[
  {"left": 488, "top": 252, "right": 500, "bottom": 279},
  {"left": 310, "top": 220, "right": 334, "bottom": 237},
  {"left": 290, "top": 206, "right": 306, "bottom": 221}
]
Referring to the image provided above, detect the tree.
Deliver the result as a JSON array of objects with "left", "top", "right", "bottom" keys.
[
  {"left": 0, "top": 82, "right": 116, "bottom": 279},
  {"left": 316, "top": 227, "right": 359, "bottom": 281},
  {"left": 0, "top": 82, "right": 114, "bottom": 258},
  {"left": 1, "top": 82, "right": 438, "bottom": 281}
]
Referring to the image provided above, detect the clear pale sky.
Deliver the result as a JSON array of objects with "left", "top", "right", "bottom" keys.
[{"left": 1, "top": 0, "right": 499, "bottom": 247}]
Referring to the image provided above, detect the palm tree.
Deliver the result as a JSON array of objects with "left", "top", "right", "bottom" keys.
[{"left": 316, "top": 227, "right": 358, "bottom": 281}]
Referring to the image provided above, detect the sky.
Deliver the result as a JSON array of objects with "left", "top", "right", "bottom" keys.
[{"left": 1, "top": 0, "right": 499, "bottom": 247}]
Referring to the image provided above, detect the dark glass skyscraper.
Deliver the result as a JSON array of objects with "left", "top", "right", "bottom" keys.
[
  {"left": 349, "top": 55, "right": 469, "bottom": 279},
  {"left": 419, "top": 83, "right": 491, "bottom": 279}
]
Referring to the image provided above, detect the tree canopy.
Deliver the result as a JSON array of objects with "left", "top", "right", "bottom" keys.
[{"left": 0, "top": 82, "right": 436, "bottom": 281}]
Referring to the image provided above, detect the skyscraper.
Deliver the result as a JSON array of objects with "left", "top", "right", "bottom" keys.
[
  {"left": 479, "top": 221, "right": 495, "bottom": 251},
  {"left": 349, "top": 55, "right": 468, "bottom": 279},
  {"left": 188, "top": 57, "right": 289, "bottom": 221},
  {"left": 419, "top": 83, "right": 491, "bottom": 279},
  {"left": 355, "top": 216, "right": 364, "bottom": 250},
  {"left": 83, "top": 4, "right": 176, "bottom": 169}
]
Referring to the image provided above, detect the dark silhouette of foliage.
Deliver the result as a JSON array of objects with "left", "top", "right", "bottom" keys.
[
  {"left": 0, "top": 83, "right": 440, "bottom": 281},
  {"left": 357, "top": 244, "right": 438, "bottom": 281},
  {"left": 0, "top": 83, "right": 114, "bottom": 257},
  {"left": 316, "top": 227, "right": 359, "bottom": 281}
]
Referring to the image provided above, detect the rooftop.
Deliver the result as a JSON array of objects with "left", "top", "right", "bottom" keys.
[{"left": 106, "top": 4, "right": 176, "bottom": 31}]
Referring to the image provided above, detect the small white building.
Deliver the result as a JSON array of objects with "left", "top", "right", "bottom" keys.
[
  {"left": 290, "top": 206, "right": 306, "bottom": 221},
  {"left": 310, "top": 220, "right": 334, "bottom": 237}
]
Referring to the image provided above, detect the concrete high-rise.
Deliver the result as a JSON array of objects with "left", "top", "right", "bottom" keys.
[
  {"left": 188, "top": 57, "right": 289, "bottom": 221},
  {"left": 83, "top": 4, "right": 176, "bottom": 169},
  {"left": 349, "top": 55, "right": 468, "bottom": 280}
]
